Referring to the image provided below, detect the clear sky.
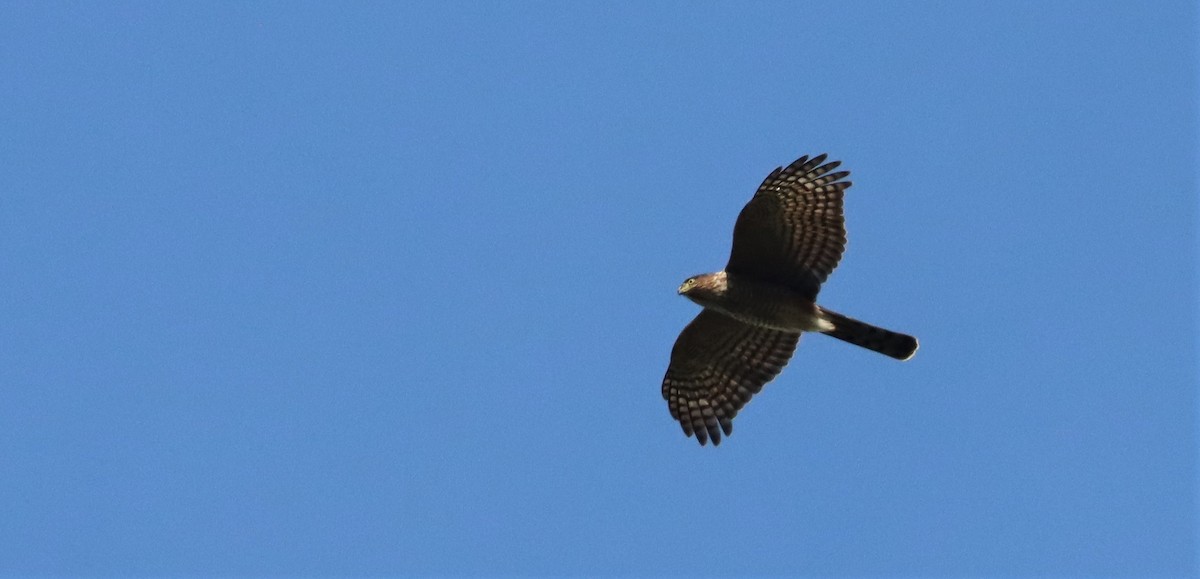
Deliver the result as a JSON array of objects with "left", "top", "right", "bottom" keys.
[{"left": 1, "top": 2, "right": 1195, "bottom": 577}]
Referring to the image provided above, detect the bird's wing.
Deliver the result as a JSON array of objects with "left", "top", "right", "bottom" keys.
[
  {"left": 726, "top": 154, "right": 849, "bottom": 299},
  {"left": 662, "top": 310, "right": 800, "bottom": 446}
]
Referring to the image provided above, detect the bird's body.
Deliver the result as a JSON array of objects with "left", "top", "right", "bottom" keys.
[
  {"left": 662, "top": 154, "right": 918, "bottom": 446},
  {"left": 679, "top": 272, "right": 832, "bottom": 333}
]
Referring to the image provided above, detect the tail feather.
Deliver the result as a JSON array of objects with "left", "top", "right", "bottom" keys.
[{"left": 819, "top": 308, "right": 918, "bottom": 361}]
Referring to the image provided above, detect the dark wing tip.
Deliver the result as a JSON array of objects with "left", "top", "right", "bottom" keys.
[
  {"left": 667, "top": 393, "right": 730, "bottom": 447},
  {"left": 706, "top": 417, "right": 722, "bottom": 446}
]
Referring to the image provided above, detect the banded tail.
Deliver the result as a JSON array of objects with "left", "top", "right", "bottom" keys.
[{"left": 819, "top": 308, "right": 918, "bottom": 361}]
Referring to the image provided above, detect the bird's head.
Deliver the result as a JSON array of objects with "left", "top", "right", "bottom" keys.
[{"left": 678, "top": 272, "right": 727, "bottom": 306}]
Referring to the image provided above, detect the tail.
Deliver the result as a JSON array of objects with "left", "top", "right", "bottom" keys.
[{"left": 819, "top": 308, "right": 918, "bottom": 361}]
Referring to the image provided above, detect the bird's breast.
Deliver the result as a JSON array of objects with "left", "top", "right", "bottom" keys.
[{"left": 709, "top": 276, "right": 831, "bottom": 332}]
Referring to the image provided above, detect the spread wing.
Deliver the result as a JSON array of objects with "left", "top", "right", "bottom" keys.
[
  {"left": 662, "top": 310, "right": 800, "bottom": 446},
  {"left": 726, "top": 154, "right": 849, "bottom": 299}
]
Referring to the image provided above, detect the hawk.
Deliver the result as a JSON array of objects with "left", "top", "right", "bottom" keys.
[{"left": 662, "top": 154, "right": 918, "bottom": 446}]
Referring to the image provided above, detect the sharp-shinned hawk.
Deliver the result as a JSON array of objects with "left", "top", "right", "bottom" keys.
[{"left": 662, "top": 154, "right": 918, "bottom": 446}]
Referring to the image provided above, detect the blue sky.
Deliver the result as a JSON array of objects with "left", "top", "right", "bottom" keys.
[{"left": 1, "top": 1, "right": 1195, "bottom": 576}]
